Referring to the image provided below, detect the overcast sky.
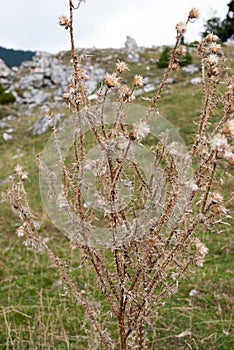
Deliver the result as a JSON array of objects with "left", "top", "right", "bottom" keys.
[{"left": 0, "top": 0, "right": 229, "bottom": 53}]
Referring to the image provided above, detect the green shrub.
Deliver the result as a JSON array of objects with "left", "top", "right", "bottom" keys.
[
  {"left": 157, "top": 46, "right": 171, "bottom": 68},
  {"left": 157, "top": 46, "right": 193, "bottom": 68},
  {"left": 0, "top": 84, "right": 15, "bottom": 104}
]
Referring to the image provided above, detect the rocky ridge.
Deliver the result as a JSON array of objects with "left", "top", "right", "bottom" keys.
[{"left": 0, "top": 37, "right": 202, "bottom": 138}]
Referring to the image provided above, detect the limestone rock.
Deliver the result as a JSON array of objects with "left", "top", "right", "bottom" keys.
[
  {"left": 30, "top": 114, "right": 63, "bottom": 135},
  {"left": 124, "top": 36, "right": 138, "bottom": 53},
  {"left": 182, "top": 64, "right": 199, "bottom": 75},
  {"left": 0, "top": 58, "right": 11, "bottom": 77}
]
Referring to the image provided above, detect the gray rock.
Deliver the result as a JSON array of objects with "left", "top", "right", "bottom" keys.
[
  {"left": 190, "top": 77, "right": 202, "bottom": 85},
  {"left": 22, "top": 89, "right": 51, "bottom": 105},
  {"left": 0, "top": 58, "right": 11, "bottom": 77},
  {"left": 124, "top": 36, "right": 138, "bottom": 53},
  {"left": 182, "top": 64, "right": 199, "bottom": 75},
  {"left": 143, "top": 84, "right": 155, "bottom": 93},
  {"left": 0, "top": 178, "right": 8, "bottom": 186},
  {"left": 30, "top": 114, "right": 62, "bottom": 135},
  {"left": 127, "top": 52, "right": 140, "bottom": 63},
  {"left": 17, "top": 72, "right": 44, "bottom": 90},
  {"left": 0, "top": 121, "right": 10, "bottom": 128},
  {"left": 2, "top": 132, "right": 13, "bottom": 141}
]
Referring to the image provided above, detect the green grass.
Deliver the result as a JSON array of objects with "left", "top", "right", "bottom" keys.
[{"left": 0, "top": 47, "right": 233, "bottom": 349}]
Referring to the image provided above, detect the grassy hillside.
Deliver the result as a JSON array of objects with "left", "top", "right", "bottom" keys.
[{"left": 0, "top": 46, "right": 233, "bottom": 349}]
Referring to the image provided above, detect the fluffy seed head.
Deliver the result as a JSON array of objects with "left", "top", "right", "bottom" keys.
[
  {"left": 207, "top": 54, "right": 219, "bottom": 66},
  {"left": 210, "top": 134, "right": 228, "bottom": 152},
  {"left": 133, "top": 121, "right": 150, "bottom": 140}
]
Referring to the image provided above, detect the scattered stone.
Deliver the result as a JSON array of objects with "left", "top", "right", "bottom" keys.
[
  {"left": 127, "top": 52, "right": 140, "bottom": 63},
  {"left": 143, "top": 84, "right": 155, "bottom": 93},
  {"left": 182, "top": 64, "right": 199, "bottom": 75},
  {"left": 88, "top": 93, "right": 98, "bottom": 101},
  {"left": 2, "top": 132, "right": 13, "bottom": 141},
  {"left": 0, "top": 121, "right": 10, "bottom": 128},
  {"left": 166, "top": 78, "right": 175, "bottom": 84},
  {"left": 190, "top": 77, "right": 202, "bottom": 85}
]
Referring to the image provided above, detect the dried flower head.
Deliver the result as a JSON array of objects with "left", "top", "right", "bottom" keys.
[
  {"left": 176, "top": 22, "right": 187, "bottom": 35},
  {"left": 58, "top": 16, "right": 70, "bottom": 29},
  {"left": 206, "top": 33, "right": 219, "bottom": 42},
  {"left": 15, "top": 165, "right": 28, "bottom": 181},
  {"left": 227, "top": 154, "right": 234, "bottom": 166},
  {"left": 211, "top": 191, "right": 223, "bottom": 204},
  {"left": 223, "top": 120, "right": 234, "bottom": 138},
  {"left": 133, "top": 75, "right": 144, "bottom": 87},
  {"left": 188, "top": 8, "right": 199, "bottom": 19},
  {"left": 209, "top": 43, "right": 222, "bottom": 54},
  {"left": 175, "top": 45, "right": 187, "bottom": 56},
  {"left": 104, "top": 73, "right": 120, "bottom": 88},
  {"left": 171, "top": 62, "right": 179, "bottom": 71},
  {"left": 118, "top": 85, "right": 135, "bottom": 102},
  {"left": 116, "top": 60, "right": 129, "bottom": 73}
]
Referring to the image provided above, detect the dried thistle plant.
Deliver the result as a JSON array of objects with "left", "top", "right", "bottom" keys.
[{"left": 4, "top": 1, "right": 233, "bottom": 349}]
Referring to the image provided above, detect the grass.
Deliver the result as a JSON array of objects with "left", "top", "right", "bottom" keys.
[{"left": 0, "top": 46, "right": 233, "bottom": 349}]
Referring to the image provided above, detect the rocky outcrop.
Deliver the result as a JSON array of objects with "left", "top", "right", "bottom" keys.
[
  {"left": 5, "top": 51, "right": 105, "bottom": 107},
  {"left": 0, "top": 58, "right": 14, "bottom": 88}
]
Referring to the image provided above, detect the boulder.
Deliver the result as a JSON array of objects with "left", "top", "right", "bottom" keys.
[
  {"left": 124, "top": 36, "right": 138, "bottom": 53},
  {"left": 30, "top": 114, "right": 62, "bottom": 135},
  {"left": 190, "top": 77, "right": 202, "bottom": 85},
  {"left": 182, "top": 64, "right": 199, "bottom": 75}
]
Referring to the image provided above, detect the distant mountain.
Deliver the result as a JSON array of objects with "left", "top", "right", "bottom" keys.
[{"left": 0, "top": 46, "right": 35, "bottom": 68}]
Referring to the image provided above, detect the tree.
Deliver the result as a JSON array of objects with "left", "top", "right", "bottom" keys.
[{"left": 202, "top": 1, "right": 234, "bottom": 42}]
